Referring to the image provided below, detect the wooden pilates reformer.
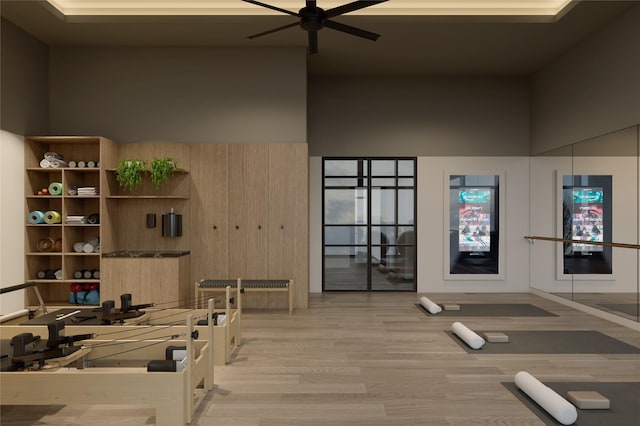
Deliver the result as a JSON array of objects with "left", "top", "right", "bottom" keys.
[
  {"left": 196, "top": 277, "right": 294, "bottom": 315},
  {"left": 2, "top": 284, "right": 241, "bottom": 366},
  {"left": 0, "top": 310, "right": 213, "bottom": 426},
  {"left": 144, "top": 285, "right": 241, "bottom": 365}
]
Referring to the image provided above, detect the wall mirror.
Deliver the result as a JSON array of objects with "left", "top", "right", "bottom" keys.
[{"left": 529, "top": 125, "right": 639, "bottom": 323}]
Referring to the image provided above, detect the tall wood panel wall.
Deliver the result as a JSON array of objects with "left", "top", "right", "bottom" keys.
[
  {"left": 24, "top": 137, "right": 308, "bottom": 310},
  {"left": 190, "top": 143, "right": 309, "bottom": 309},
  {"left": 105, "top": 143, "right": 192, "bottom": 253}
]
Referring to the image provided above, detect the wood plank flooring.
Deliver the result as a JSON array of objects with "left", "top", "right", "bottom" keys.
[{"left": 2, "top": 292, "right": 640, "bottom": 425}]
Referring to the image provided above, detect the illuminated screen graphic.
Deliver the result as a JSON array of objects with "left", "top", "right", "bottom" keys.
[
  {"left": 570, "top": 188, "right": 604, "bottom": 252},
  {"left": 458, "top": 189, "right": 491, "bottom": 252}
]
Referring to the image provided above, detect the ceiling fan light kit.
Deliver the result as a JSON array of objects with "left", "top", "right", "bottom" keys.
[{"left": 243, "top": 0, "right": 388, "bottom": 54}]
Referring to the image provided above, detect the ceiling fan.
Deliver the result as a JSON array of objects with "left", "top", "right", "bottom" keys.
[{"left": 242, "top": 0, "right": 388, "bottom": 54}]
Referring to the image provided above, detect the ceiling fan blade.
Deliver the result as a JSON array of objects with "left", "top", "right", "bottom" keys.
[
  {"left": 324, "top": 19, "right": 381, "bottom": 41},
  {"left": 242, "top": 0, "right": 299, "bottom": 17},
  {"left": 325, "top": 0, "right": 388, "bottom": 19},
  {"left": 308, "top": 31, "right": 318, "bottom": 54},
  {"left": 248, "top": 21, "right": 299, "bottom": 39}
]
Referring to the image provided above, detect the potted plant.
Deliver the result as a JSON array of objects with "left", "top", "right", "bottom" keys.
[
  {"left": 149, "top": 157, "right": 177, "bottom": 189},
  {"left": 116, "top": 158, "right": 146, "bottom": 193}
]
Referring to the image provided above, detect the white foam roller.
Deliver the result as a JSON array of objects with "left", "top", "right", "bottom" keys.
[
  {"left": 515, "top": 371, "right": 578, "bottom": 426},
  {"left": 451, "top": 321, "right": 485, "bottom": 349},
  {"left": 419, "top": 296, "right": 442, "bottom": 314}
]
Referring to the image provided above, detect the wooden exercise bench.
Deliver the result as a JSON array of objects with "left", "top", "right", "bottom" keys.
[{"left": 195, "top": 278, "right": 293, "bottom": 315}]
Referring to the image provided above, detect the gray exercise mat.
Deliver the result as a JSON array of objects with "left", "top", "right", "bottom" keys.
[
  {"left": 597, "top": 303, "right": 639, "bottom": 317},
  {"left": 416, "top": 303, "right": 557, "bottom": 317},
  {"left": 503, "top": 381, "right": 640, "bottom": 426},
  {"left": 446, "top": 330, "right": 640, "bottom": 354}
]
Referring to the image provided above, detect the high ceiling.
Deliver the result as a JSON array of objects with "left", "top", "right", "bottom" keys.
[{"left": 1, "top": 1, "right": 636, "bottom": 76}]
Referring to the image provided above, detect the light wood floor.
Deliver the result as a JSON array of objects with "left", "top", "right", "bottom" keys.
[{"left": 2, "top": 292, "right": 640, "bottom": 425}]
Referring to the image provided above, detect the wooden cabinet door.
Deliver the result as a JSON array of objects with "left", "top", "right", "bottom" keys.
[
  {"left": 190, "top": 144, "right": 229, "bottom": 285},
  {"left": 228, "top": 144, "right": 269, "bottom": 279},
  {"left": 268, "top": 144, "right": 309, "bottom": 308}
]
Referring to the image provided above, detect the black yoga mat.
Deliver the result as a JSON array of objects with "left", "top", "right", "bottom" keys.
[
  {"left": 503, "top": 381, "right": 640, "bottom": 426},
  {"left": 446, "top": 330, "right": 640, "bottom": 354},
  {"left": 597, "top": 304, "right": 639, "bottom": 317},
  {"left": 416, "top": 303, "right": 557, "bottom": 317}
]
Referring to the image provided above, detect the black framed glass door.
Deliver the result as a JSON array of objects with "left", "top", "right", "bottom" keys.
[{"left": 323, "top": 158, "right": 416, "bottom": 291}]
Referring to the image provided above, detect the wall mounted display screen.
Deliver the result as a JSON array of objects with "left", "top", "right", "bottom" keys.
[
  {"left": 568, "top": 188, "right": 604, "bottom": 252},
  {"left": 458, "top": 189, "right": 492, "bottom": 252},
  {"left": 562, "top": 175, "right": 612, "bottom": 274},
  {"left": 449, "top": 175, "right": 499, "bottom": 275}
]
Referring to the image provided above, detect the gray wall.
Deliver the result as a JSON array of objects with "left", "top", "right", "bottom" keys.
[
  {"left": 308, "top": 76, "right": 530, "bottom": 157},
  {"left": 0, "top": 18, "right": 49, "bottom": 135},
  {"left": 49, "top": 47, "right": 307, "bottom": 143},
  {"left": 531, "top": 4, "right": 640, "bottom": 154}
]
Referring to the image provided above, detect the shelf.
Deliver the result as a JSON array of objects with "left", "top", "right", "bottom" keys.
[
  {"left": 26, "top": 168, "right": 63, "bottom": 172},
  {"left": 41, "top": 302, "right": 100, "bottom": 308},
  {"left": 30, "top": 279, "right": 99, "bottom": 284},
  {"left": 26, "top": 167, "right": 99, "bottom": 172},
  {"left": 105, "top": 168, "right": 188, "bottom": 174},
  {"left": 105, "top": 195, "right": 189, "bottom": 199},
  {"left": 25, "top": 136, "right": 106, "bottom": 308},
  {"left": 27, "top": 136, "right": 103, "bottom": 144}
]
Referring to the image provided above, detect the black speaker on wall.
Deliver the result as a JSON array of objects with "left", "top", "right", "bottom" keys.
[{"left": 146, "top": 213, "right": 156, "bottom": 228}]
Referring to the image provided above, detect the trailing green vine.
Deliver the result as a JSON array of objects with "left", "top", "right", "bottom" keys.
[
  {"left": 116, "top": 158, "right": 146, "bottom": 193},
  {"left": 149, "top": 157, "right": 177, "bottom": 189}
]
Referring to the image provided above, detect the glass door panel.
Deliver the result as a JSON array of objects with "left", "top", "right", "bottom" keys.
[
  {"left": 323, "top": 158, "right": 416, "bottom": 291},
  {"left": 324, "top": 246, "right": 368, "bottom": 290}
]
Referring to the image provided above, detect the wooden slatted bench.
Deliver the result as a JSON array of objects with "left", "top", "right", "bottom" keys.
[{"left": 195, "top": 278, "right": 293, "bottom": 315}]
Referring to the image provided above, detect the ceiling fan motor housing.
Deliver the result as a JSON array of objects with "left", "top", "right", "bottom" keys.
[{"left": 299, "top": 6, "right": 325, "bottom": 31}]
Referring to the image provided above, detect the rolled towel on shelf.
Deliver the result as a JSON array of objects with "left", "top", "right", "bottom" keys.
[
  {"left": 50, "top": 159, "right": 68, "bottom": 168},
  {"left": 451, "top": 321, "right": 485, "bottom": 349},
  {"left": 36, "top": 237, "right": 56, "bottom": 252},
  {"left": 28, "top": 210, "right": 46, "bottom": 224},
  {"left": 48, "top": 182, "right": 63, "bottom": 196},
  {"left": 44, "top": 211, "right": 62, "bottom": 224},
  {"left": 39, "top": 159, "right": 52, "bottom": 168},
  {"left": 419, "top": 296, "right": 442, "bottom": 314},
  {"left": 515, "top": 371, "right": 578, "bottom": 426},
  {"left": 44, "top": 152, "right": 64, "bottom": 161}
]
